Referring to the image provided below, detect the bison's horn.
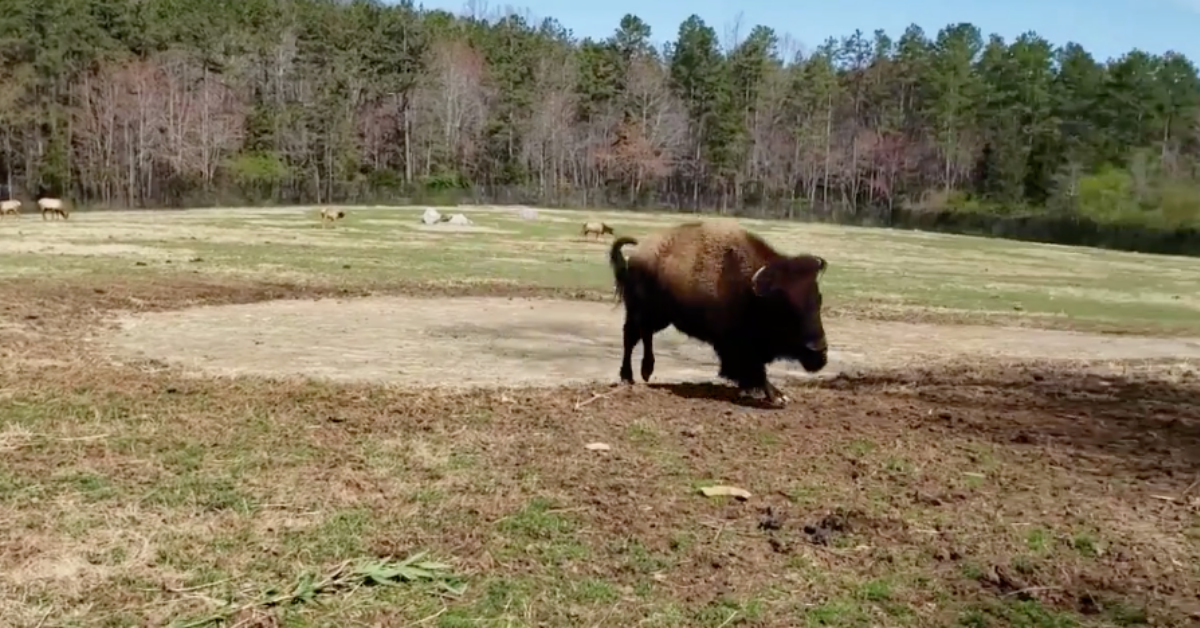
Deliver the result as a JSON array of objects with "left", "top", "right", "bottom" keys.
[{"left": 751, "top": 265, "right": 767, "bottom": 295}]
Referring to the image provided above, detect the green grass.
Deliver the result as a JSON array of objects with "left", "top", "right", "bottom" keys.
[{"left": 3, "top": 204, "right": 1200, "bottom": 334}]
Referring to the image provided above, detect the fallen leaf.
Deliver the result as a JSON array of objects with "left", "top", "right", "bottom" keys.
[
  {"left": 585, "top": 442, "right": 611, "bottom": 451},
  {"left": 699, "top": 485, "right": 751, "bottom": 500}
]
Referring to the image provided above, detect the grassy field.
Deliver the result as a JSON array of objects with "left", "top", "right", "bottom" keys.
[
  {"left": 0, "top": 205, "right": 1198, "bottom": 627},
  {"left": 4, "top": 204, "right": 1200, "bottom": 333}
]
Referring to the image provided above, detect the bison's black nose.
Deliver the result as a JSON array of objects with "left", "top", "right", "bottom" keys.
[
  {"left": 806, "top": 336, "right": 828, "bottom": 353},
  {"left": 799, "top": 349, "right": 827, "bottom": 373}
]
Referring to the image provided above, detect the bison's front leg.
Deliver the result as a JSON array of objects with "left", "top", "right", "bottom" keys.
[
  {"left": 738, "top": 362, "right": 785, "bottom": 406},
  {"left": 761, "top": 379, "right": 788, "bottom": 406},
  {"left": 719, "top": 352, "right": 786, "bottom": 407}
]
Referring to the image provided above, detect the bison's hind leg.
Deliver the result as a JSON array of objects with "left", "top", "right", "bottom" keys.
[
  {"left": 638, "top": 310, "right": 671, "bottom": 382},
  {"left": 640, "top": 330, "right": 656, "bottom": 382},
  {"left": 621, "top": 318, "right": 661, "bottom": 383},
  {"left": 620, "top": 310, "right": 668, "bottom": 384},
  {"left": 620, "top": 316, "right": 639, "bottom": 384}
]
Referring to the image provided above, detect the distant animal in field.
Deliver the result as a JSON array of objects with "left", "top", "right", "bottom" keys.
[
  {"left": 319, "top": 207, "right": 345, "bottom": 227},
  {"left": 0, "top": 199, "right": 19, "bottom": 217},
  {"left": 608, "top": 220, "right": 829, "bottom": 407},
  {"left": 582, "top": 221, "right": 614, "bottom": 240},
  {"left": 37, "top": 197, "right": 68, "bottom": 220},
  {"left": 421, "top": 207, "right": 442, "bottom": 224}
]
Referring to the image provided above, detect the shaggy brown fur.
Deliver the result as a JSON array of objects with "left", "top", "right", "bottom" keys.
[
  {"left": 610, "top": 220, "right": 828, "bottom": 407},
  {"left": 319, "top": 207, "right": 346, "bottom": 227},
  {"left": 0, "top": 199, "right": 19, "bottom": 217},
  {"left": 38, "top": 197, "right": 68, "bottom": 220},
  {"left": 582, "top": 221, "right": 615, "bottom": 240}
]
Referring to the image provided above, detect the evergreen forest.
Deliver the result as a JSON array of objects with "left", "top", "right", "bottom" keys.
[{"left": 3, "top": 0, "right": 1200, "bottom": 252}]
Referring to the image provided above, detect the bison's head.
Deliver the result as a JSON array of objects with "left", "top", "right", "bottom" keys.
[{"left": 751, "top": 255, "right": 828, "bottom": 372}]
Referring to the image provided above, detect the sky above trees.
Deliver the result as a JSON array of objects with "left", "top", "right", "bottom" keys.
[{"left": 420, "top": 0, "right": 1200, "bottom": 62}]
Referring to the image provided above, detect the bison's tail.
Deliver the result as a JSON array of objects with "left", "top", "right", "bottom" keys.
[{"left": 609, "top": 236, "right": 638, "bottom": 303}]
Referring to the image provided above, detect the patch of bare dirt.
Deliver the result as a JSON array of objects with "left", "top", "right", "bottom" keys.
[{"left": 103, "top": 296, "right": 1200, "bottom": 387}]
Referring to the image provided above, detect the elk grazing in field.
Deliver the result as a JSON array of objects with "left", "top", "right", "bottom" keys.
[
  {"left": 608, "top": 220, "right": 829, "bottom": 407},
  {"left": 0, "top": 199, "right": 19, "bottom": 218},
  {"left": 582, "top": 221, "right": 614, "bottom": 240},
  {"left": 38, "top": 197, "right": 68, "bottom": 220},
  {"left": 319, "top": 207, "right": 346, "bottom": 228}
]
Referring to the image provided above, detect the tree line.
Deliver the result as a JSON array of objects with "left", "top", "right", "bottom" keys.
[{"left": 3, "top": 0, "right": 1200, "bottom": 253}]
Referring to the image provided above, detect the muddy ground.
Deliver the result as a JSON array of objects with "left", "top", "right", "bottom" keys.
[{"left": 104, "top": 295, "right": 1200, "bottom": 387}]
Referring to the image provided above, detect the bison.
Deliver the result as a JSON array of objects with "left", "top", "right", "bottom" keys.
[
  {"left": 582, "top": 221, "right": 615, "bottom": 240},
  {"left": 608, "top": 220, "right": 829, "bottom": 406}
]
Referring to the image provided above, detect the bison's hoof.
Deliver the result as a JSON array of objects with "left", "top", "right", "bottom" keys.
[
  {"left": 762, "top": 384, "right": 789, "bottom": 408},
  {"left": 640, "top": 361, "right": 655, "bottom": 382}
]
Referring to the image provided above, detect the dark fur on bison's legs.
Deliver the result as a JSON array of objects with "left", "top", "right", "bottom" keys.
[
  {"left": 640, "top": 332, "right": 656, "bottom": 382},
  {"left": 716, "top": 347, "right": 785, "bottom": 405},
  {"left": 620, "top": 313, "right": 662, "bottom": 383},
  {"left": 620, "top": 318, "right": 638, "bottom": 383}
]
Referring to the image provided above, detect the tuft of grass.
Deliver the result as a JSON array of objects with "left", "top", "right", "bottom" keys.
[
  {"left": 1070, "top": 532, "right": 1101, "bottom": 558},
  {"left": 957, "top": 599, "right": 1081, "bottom": 628},
  {"left": 1026, "top": 527, "right": 1052, "bottom": 554},
  {"left": 804, "top": 599, "right": 871, "bottom": 626},
  {"left": 858, "top": 579, "right": 893, "bottom": 602},
  {"left": 173, "top": 551, "right": 463, "bottom": 627}
]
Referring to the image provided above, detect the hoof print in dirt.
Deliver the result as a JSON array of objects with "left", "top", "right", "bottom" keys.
[
  {"left": 932, "top": 546, "right": 961, "bottom": 561},
  {"left": 978, "top": 564, "right": 1032, "bottom": 599},
  {"left": 912, "top": 491, "right": 943, "bottom": 506},
  {"left": 1010, "top": 430, "right": 1038, "bottom": 444},
  {"left": 757, "top": 506, "right": 784, "bottom": 531},
  {"left": 911, "top": 489, "right": 968, "bottom": 506},
  {"left": 802, "top": 508, "right": 862, "bottom": 546},
  {"left": 767, "top": 536, "right": 793, "bottom": 554}
]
